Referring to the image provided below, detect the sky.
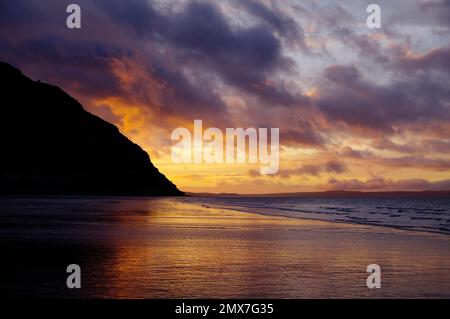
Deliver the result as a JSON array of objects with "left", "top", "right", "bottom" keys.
[{"left": 0, "top": 0, "right": 449, "bottom": 194}]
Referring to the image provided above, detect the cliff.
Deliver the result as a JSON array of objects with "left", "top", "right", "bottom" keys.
[{"left": 0, "top": 61, "right": 183, "bottom": 196}]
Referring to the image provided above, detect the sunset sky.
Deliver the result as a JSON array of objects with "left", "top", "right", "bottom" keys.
[{"left": 1, "top": 0, "right": 449, "bottom": 194}]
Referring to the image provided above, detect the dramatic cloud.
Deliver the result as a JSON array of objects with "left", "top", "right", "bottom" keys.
[
  {"left": 313, "top": 62, "right": 450, "bottom": 133},
  {"left": 95, "top": 0, "right": 305, "bottom": 108},
  {"left": 0, "top": 0, "right": 449, "bottom": 192}
]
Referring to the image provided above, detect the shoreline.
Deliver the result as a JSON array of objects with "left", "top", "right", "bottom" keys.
[
  {"left": 199, "top": 202, "right": 450, "bottom": 239},
  {"left": 180, "top": 196, "right": 450, "bottom": 237}
]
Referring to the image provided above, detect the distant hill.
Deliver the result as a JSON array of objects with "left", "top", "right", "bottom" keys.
[
  {"left": 0, "top": 61, "right": 183, "bottom": 196},
  {"left": 187, "top": 191, "right": 450, "bottom": 198}
]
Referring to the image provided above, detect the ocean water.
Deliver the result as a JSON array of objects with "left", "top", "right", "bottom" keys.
[
  {"left": 183, "top": 197, "right": 450, "bottom": 235},
  {"left": 1, "top": 196, "right": 450, "bottom": 298}
]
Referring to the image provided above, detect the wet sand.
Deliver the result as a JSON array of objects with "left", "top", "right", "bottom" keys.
[{"left": 1, "top": 197, "right": 450, "bottom": 298}]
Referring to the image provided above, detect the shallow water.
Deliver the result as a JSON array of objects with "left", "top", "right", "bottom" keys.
[
  {"left": 183, "top": 197, "right": 450, "bottom": 235},
  {"left": 1, "top": 197, "right": 450, "bottom": 298}
]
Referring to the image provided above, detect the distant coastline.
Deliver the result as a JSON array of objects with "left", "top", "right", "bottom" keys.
[{"left": 187, "top": 190, "right": 450, "bottom": 199}]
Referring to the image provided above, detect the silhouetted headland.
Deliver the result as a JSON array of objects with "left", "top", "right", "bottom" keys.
[{"left": 0, "top": 61, "right": 183, "bottom": 196}]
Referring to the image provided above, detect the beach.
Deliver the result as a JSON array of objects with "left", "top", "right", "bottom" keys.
[{"left": 1, "top": 196, "right": 450, "bottom": 298}]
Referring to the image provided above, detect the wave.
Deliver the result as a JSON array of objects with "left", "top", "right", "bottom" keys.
[{"left": 183, "top": 197, "right": 450, "bottom": 236}]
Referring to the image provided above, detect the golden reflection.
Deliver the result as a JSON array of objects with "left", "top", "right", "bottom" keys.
[{"left": 93, "top": 199, "right": 450, "bottom": 298}]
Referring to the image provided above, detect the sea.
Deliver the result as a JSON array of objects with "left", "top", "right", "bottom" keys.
[
  {"left": 1, "top": 196, "right": 449, "bottom": 298},
  {"left": 182, "top": 196, "right": 450, "bottom": 235}
]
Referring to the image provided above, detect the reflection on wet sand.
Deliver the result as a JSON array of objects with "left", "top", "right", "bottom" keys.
[{"left": 1, "top": 197, "right": 450, "bottom": 298}]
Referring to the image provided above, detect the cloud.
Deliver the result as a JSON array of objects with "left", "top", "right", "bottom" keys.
[
  {"left": 94, "top": 0, "right": 305, "bottom": 108},
  {"left": 1, "top": 0, "right": 449, "bottom": 192},
  {"left": 339, "top": 146, "right": 374, "bottom": 159},
  {"left": 0, "top": 0, "right": 312, "bottom": 133},
  {"left": 283, "top": 127, "right": 325, "bottom": 147},
  {"left": 336, "top": 144, "right": 450, "bottom": 171},
  {"left": 93, "top": 0, "right": 163, "bottom": 37},
  {"left": 380, "top": 156, "right": 450, "bottom": 171},
  {"left": 238, "top": 0, "right": 308, "bottom": 49},
  {"left": 274, "top": 160, "right": 349, "bottom": 178},
  {"left": 372, "top": 138, "right": 450, "bottom": 154},
  {"left": 313, "top": 63, "right": 450, "bottom": 133},
  {"left": 418, "top": 0, "right": 450, "bottom": 27},
  {"left": 0, "top": 36, "right": 125, "bottom": 98},
  {"left": 397, "top": 47, "right": 450, "bottom": 74},
  {"left": 325, "top": 160, "right": 349, "bottom": 174},
  {"left": 326, "top": 177, "right": 450, "bottom": 191}
]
